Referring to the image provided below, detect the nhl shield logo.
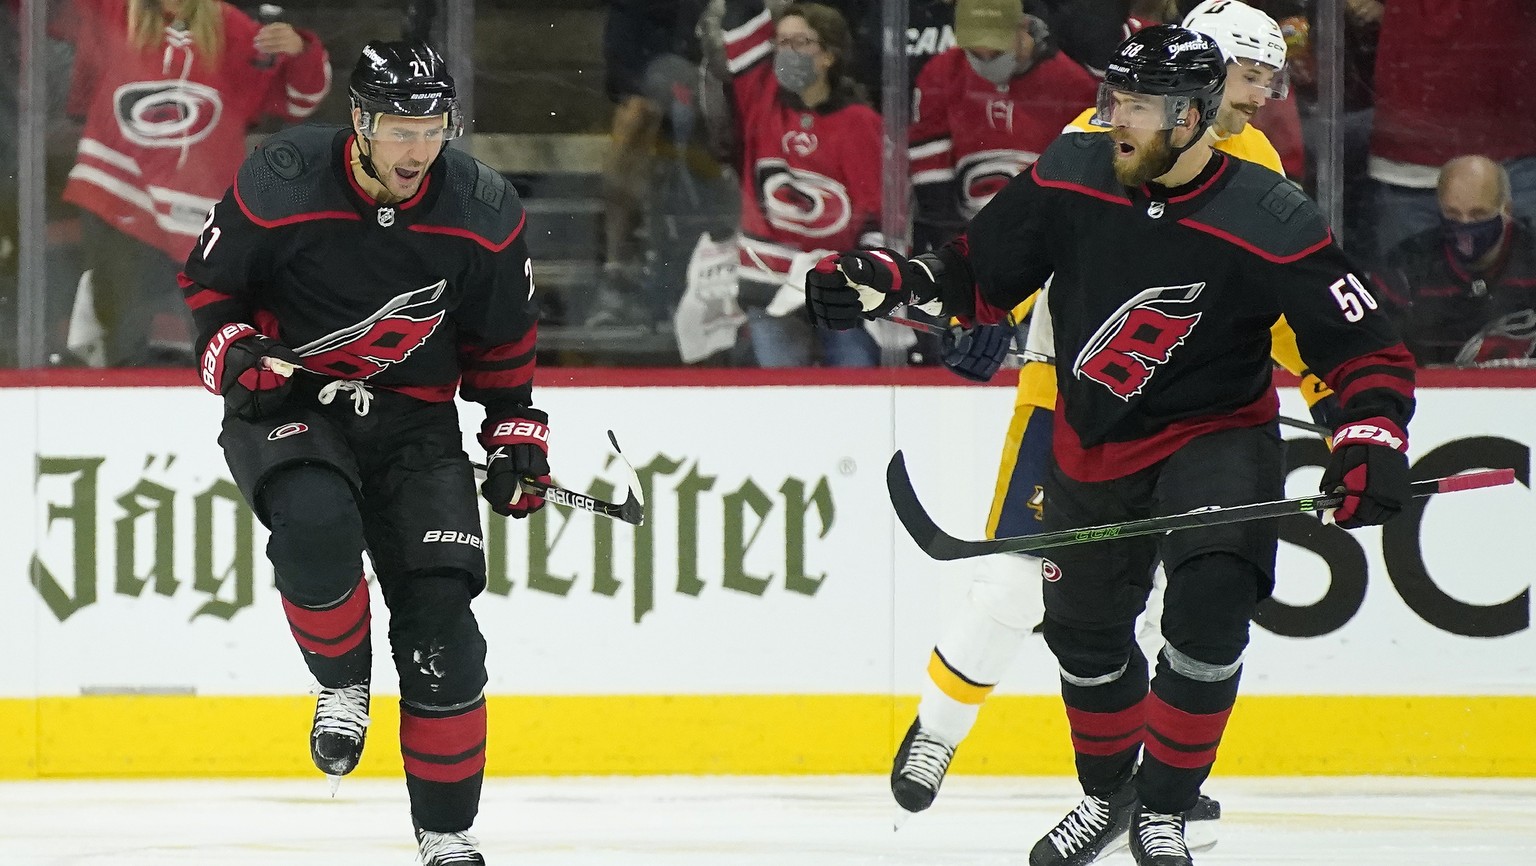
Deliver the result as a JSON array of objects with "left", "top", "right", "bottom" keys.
[
  {"left": 377, "top": 207, "right": 396, "bottom": 227},
  {"left": 1147, "top": 201, "right": 1166, "bottom": 219}
]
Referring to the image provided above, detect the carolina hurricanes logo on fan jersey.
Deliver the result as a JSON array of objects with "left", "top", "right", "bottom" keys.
[
  {"left": 1453, "top": 308, "right": 1536, "bottom": 367},
  {"left": 294, "top": 281, "right": 448, "bottom": 378},
  {"left": 781, "top": 131, "right": 819, "bottom": 156},
  {"left": 754, "top": 158, "right": 852, "bottom": 238},
  {"left": 1073, "top": 282, "right": 1205, "bottom": 400},
  {"left": 958, "top": 149, "right": 1037, "bottom": 219},
  {"left": 112, "top": 80, "right": 225, "bottom": 148}
]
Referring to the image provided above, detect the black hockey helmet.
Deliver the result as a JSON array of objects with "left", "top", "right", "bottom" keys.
[
  {"left": 349, "top": 39, "right": 463, "bottom": 140},
  {"left": 1092, "top": 24, "right": 1226, "bottom": 138}
]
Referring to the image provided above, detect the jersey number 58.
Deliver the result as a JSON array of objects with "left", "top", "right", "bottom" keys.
[{"left": 1329, "top": 274, "right": 1378, "bottom": 323}]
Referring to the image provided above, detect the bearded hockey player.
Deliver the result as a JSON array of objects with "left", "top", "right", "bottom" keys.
[{"left": 806, "top": 24, "right": 1415, "bottom": 866}]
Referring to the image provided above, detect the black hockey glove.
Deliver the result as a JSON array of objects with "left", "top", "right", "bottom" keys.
[
  {"left": 941, "top": 321, "right": 1013, "bottom": 383},
  {"left": 1319, "top": 417, "right": 1410, "bottom": 528},
  {"left": 804, "top": 249, "right": 936, "bottom": 331},
  {"left": 479, "top": 410, "right": 551, "bottom": 518},
  {"left": 200, "top": 323, "right": 300, "bottom": 420}
]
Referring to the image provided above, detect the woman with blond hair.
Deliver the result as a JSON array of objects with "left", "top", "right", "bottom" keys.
[{"left": 60, "top": 0, "right": 330, "bottom": 365}]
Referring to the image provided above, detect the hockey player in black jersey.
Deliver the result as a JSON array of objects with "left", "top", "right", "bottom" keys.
[
  {"left": 181, "top": 40, "right": 546, "bottom": 865},
  {"left": 806, "top": 25, "right": 1416, "bottom": 866}
]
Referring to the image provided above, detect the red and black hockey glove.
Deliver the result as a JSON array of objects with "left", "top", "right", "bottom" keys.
[
  {"left": 200, "top": 323, "right": 301, "bottom": 420},
  {"left": 1319, "top": 417, "right": 1410, "bottom": 528},
  {"left": 479, "top": 409, "right": 551, "bottom": 518},
  {"left": 804, "top": 249, "right": 935, "bottom": 330}
]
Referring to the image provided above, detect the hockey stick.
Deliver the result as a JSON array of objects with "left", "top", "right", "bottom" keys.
[
  {"left": 263, "top": 359, "right": 646, "bottom": 525},
  {"left": 883, "top": 313, "right": 1031, "bottom": 361},
  {"left": 498, "top": 430, "right": 647, "bottom": 527},
  {"left": 1277, "top": 415, "right": 1331, "bottom": 436},
  {"left": 886, "top": 450, "right": 1514, "bottom": 561}
]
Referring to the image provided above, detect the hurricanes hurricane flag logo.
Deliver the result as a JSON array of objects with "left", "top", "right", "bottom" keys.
[
  {"left": 1073, "top": 282, "right": 1205, "bottom": 399},
  {"left": 755, "top": 158, "right": 852, "bottom": 238},
  {"left": 113, "top": 79, "right": 224, "bottom": 148},
  {"left": 295, "top": 281, "right": 447, "bottom": 378}
]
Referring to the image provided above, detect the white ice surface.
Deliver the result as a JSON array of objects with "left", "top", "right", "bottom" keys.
[{"left": 2, "top": 775, "right": 1533, "bottom": 865}]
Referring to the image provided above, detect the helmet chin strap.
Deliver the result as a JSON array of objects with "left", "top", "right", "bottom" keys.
[
  {"left": 355, "top": 129, "right": 386, "bottom": 184},
  {"left": 1150, "top": 119, "right": 1208, "bottom": 179}
]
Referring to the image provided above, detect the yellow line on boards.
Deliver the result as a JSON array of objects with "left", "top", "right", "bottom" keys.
[{"left": 1, "top": 694, "right": 1532, "bottom": 779}]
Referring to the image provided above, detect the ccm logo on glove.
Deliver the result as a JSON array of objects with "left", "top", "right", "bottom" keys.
[{"left": 1334, "top": 423, "right": 1406, "bottom": 451}]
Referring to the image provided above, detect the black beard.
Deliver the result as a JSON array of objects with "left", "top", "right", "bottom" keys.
[{"left": 1113, "top": 131, "right": 1177, "bottom": 187}]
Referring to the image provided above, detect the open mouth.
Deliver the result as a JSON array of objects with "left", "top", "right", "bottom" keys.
[
  {"left": 1112, "top": 139, "right": 1137, "bottom": 159},
  {"left": 393, "top": 166, "right": 421, "bottom": 183}
]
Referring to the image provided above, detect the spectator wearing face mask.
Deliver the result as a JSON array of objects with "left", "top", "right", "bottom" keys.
[
  {"left": 718, "top": 0, "right": 884, "bottom": 366},
  {"left": 1373, "top": 155, "right": 1536, "bottom": 367},
  {"left": 1367, "top": 0, "right": 1536, "bottom": 266},
  {"left": 908, "top": 0, "right": 1097, "bottom": 252}
]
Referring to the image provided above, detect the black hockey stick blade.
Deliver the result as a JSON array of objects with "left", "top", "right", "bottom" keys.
[
  {"left": 517, "top": 477, "right": 644, "bottom": 526},
  {"left": 887, "top": 451, "right": 1514, "bottom": 561}
]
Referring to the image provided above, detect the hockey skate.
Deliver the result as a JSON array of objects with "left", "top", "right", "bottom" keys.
[
  {"left": 1028, "top": 780, "right": 1136, "bottom": 866},
  {"left": 1105, "top": 794, "right": 1220, "bottom": 856},
  {"left": 1129, "top": 807, "right": 1192, "bottom": 866},
  {"left": 416, "top": 827, "right": 485, "bottom": 865},
  {"left": 890, "top": 717, "right": 957, "bottom": 813},
  {"left": 309, "top": 681, "right": 370, "bottom": 791}
]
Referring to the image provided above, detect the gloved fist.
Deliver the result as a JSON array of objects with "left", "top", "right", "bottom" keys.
[
  {"left": 1320, "top": 417, "right": 1410, "bottom": 528},
  {"left": 200, "top": 323, "right": 300, "bottom": 420},
  {"left": 941, "top": 321, "right": 1013, "bottom": 382},
  {"left": 479, "top": 410, "right": 551, "bottom": 518},
  {"left": 804, "top": 249, "right": 933, "bottom": 330}
]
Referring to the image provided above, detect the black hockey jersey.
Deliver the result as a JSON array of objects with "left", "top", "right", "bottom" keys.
[
  {"left": 1372, "top": 220, "right": 1536, "bottom": 366},
  {"left": 180, "top": 125, "right": 539, "bottom": 420},
  {"left": 938, "top": 132, "right": 1416, "bottom": 482}
]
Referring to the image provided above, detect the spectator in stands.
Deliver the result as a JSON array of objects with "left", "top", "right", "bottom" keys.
[
  {"left": 908, "top": 0, "right": 1096, "bottom": 252},
  {"left": 58, "top": 0, "right": 329, "bottom": 366},
  {"left": 718, "top": 0, "right": 883, "bottom": 366},
  {"left": 592, "top": 0, "right": 708, "bottom": 326},
  {"left": 1374, "top": 156, "right": 1536, "bottom": 367},
  {"left": 1366, "top": 0, "right": 1536, "bottom": 266}
]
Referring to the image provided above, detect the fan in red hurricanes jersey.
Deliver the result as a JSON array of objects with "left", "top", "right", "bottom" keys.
[
  {"left": 720, "top": 0, "right": 885, "bottom": 367},
  {"left": 59, "top": 0, "right": 331, "bottom": 365},
  {"left": 179, "top": 39, "right": 542, "bottom": 866},
  {"left": 808, "top": 25, "right": 1415, "bottom": 866},
  {"left": 909, "top": 0, "right": 1099, "bottom": 251}
]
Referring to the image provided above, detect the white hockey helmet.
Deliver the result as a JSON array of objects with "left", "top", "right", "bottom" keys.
[{"left": 1181, "top": 0, "right": 1288, "bottom": 95}]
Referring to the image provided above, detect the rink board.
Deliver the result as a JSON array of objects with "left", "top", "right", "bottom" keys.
[{"left": 1, "top": 373, "right": 1534, "bottom": 778}]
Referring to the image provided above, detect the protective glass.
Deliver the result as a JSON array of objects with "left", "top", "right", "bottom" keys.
[
  {"left": 1231, "top": 57, "right": 1288, "bottom": 99},
  {"left": 1089, "top": 85, "right": 1191, "bottom": 131},
  {"left": 358, "top": 105, "right": 463, "bottom": 142}
]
